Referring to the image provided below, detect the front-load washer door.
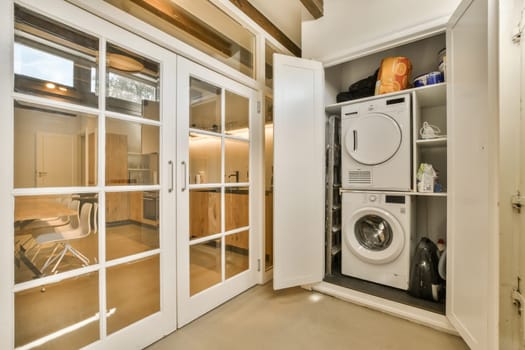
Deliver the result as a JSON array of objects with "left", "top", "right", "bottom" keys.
[
  {"left": 344, "top": 113, "right": 402, "bottom": 165},
  {"left": 344, "top": 207, "right": 405, "bottom": 264}
]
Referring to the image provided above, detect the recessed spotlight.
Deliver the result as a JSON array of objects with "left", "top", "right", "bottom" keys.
[
  {"left": 45, "top": 82, "right": 56, "bottom": 89},
  {"left": 58, "top": 86, "right": 68, "bottom": 92}
]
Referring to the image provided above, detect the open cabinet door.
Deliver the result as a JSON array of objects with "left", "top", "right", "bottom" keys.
[
  {"left": 272, "top": 54, "right": 325, "bottom": 289},
  {"left": 446, "top": 0, "right": 499, "bottom": 349}
]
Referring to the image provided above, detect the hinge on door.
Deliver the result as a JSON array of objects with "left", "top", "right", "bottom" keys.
[
  {"left": 512, "top": 277, "right": 525, "bottom": 341},
  {"left": 257, "top": 101, "right": 261, "bottom": 114},
  {"left": 511, "top": 191, "right": 524, "bottom": 213},
  {"left": 512, "top": 6, "right": 525, "bottom": 43},
  {"left": 257, "top": 258, "right": 261, "bottom": 272}
]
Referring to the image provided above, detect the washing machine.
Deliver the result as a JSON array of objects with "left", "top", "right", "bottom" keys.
[
  {"left": 341, "top": 94, "right": 411, "bottom": 191},
  {"left": 342, "top": 192, "right": 414, "bottom": 290}
]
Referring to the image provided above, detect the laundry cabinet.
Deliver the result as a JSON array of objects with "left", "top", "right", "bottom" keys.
[{"left": 272, "top": 0, "right": 498, "bottom": 349}]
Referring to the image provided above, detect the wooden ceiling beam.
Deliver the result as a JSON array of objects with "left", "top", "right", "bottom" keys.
[
  {"left": 130, "top": 0, "right": 233, "bottom": 57},
  {"left": 229, "top": 0, "right": 301, "bottom": 57},
  {"left": 300, "top": 0, "right": 323, "bottom": 19}
]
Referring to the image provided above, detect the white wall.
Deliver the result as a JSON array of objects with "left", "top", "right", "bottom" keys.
[
  {"left": 250, "top": 0, "right": 305, "bottom": 47},
  {"left": 302, "top": 0, "right": 461, "bottom": 65}
]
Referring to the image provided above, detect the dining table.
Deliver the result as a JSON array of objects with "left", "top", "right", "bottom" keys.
[{"left": 15, "top": 196, "right": 77, "bottom": 222}]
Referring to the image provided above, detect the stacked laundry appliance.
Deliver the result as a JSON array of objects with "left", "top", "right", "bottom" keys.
[{"left": 340, "top": 94, "right": 415, "bottom": 290}]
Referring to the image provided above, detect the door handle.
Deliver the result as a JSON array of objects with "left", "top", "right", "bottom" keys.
[
  {"left": 168, "top": 161, "right": 174, "bottom": 193},
  {"left": 37, "top": 171, "right": 48, "bottom": 177},
  {"left": 353, "top": 130, "right": 358, "bottom": 151},
  {"left": 181, "top": 161, "right": 187, "bottom": 192}
]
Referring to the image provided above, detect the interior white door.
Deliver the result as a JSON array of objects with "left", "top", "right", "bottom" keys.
[
  {"left": 272, "top": 54, "right": 325, "bottom": 290},
  {"left": 36, "top": 132, "right": 75, "bottom": 187},
  {"left": 446, "top": 0, "right": 499, "bottom": 349},
  {"left": 8, "top": 2, "right": 178, "bottom": 349},
  {"left": 176, "top": 56, "right": 259, "bottom": 326}
]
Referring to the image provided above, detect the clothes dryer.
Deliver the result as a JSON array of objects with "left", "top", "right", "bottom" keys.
[
  {"left": 341, "top": 94, "right": 411, "bottom": 191},
  {"left": 341, "top": 192, "right": 414, "bottom": 290}
]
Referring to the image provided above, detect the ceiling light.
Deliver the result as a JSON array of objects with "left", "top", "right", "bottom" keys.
[
  {"left": 107, "top": 53, "right": 144, "bottom": 72},
  {"left": 58, "top": 86, "right": 67, "bottom": 92},
  {"left": 45, "top": 82, "right": 56, "bottom": 89}
]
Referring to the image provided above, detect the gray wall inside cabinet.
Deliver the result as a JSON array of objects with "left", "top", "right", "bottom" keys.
[
  {"left": 414, "top": 196, "right": 447, "bottom": 246},
  {"left": 324, "top": 33, "right": 446, "bottom": 106}
]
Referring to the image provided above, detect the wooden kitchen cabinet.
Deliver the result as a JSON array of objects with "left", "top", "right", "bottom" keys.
[
  {"left": 265, "top": 192, "right": 273, "bottom": 265},
  {"left": 106, "top": 133, "right": 128, "bottom": 185},
  {"left": 130, "top": 191, "right": 143, "bottom": 222},
  {"left": 225, "top": 191, "right": 249, "bottom": 250},
  {"left": 106, "top": 133, "right": 129, "bottom": 222},
  {"left": 189, "top": 190, "right": 249, "bottom": 250},
  {"left": 189, "top": 190, "right": 220, "bottom": 239}
]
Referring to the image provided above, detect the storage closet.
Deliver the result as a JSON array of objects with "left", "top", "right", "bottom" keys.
[
  {"left": 322, "top": 34, "right": 448, "bottom": 314},
  {"left": 273, "top": 1, "right": 498, "bottom": 348}
]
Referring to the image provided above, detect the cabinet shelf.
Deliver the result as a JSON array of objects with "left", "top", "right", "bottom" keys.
[
  {"left": 340, "top": 189, "right": 447, "bottom": 197},
  {"left": 416, "top": 137, "right": 447, "bottom": 147},
  {"left": 325, "top": 83, "right": 446, "bottom": 114},
  {"left": 413, "top": 192, "right": 447, "bottom": 197}
]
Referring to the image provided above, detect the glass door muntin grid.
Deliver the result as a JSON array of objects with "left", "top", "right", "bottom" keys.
[
  {"left": 188, "top": 77, "right": 251, "bottom": 296},
  {"left": 11, "top": 5, "right": 174, "bottom": 348}
]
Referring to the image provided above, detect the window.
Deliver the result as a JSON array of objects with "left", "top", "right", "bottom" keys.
[
  {"left": 14, "top": 43, "right": 74, "bottom": 87},
  {"left": 106, "top": 72, "right": 157, "bottom": 104}
]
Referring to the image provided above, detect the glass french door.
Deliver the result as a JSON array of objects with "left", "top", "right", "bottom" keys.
[
  {"left": 176, "top": 57, "right": 259, "bottom": 326},
  {"left": 6, "top": 1, "right": 176, "bottom": 349}
]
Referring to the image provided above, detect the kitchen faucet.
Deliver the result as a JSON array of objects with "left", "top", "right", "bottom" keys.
[{"left": 228, "top": 170, "right": 239, "bottom": 182}]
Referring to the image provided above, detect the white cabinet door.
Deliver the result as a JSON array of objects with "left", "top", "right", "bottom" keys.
[
  {"left": 272, "top": 54, "right": 325, "bottom": 290},
  {"left": 446, "top": 0, "right": 498, "bottom": 349}
]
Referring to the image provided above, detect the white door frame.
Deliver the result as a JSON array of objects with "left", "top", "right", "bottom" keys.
[{"left": 0, "top": 1, "right": 15, "bottom": 349}]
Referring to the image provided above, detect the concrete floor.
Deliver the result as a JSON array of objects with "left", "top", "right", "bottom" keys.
[{"left": 148, "top": 283, "right": 469, "bottom": 350}]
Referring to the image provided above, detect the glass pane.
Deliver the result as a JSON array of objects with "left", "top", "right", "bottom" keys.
[
  {"left": 225, "top": 187, "right": 249, "bottom": 231},
  {"left": 14, "top": 102, "right": 98, "bottom": 188},
  {"left": 14, "top": 6, "right": 99, "bottom": 107},
  {"left": 355, "top": 215, "right": 393, "bottom": 251},
  {"left": 15, "top": 272, "right": 99, "bottom": 349},
  {"left": 105, "top": 0, "right": 255, "bottom": 78},
  {"left": 265, "top": 41, "right": 279, "bottom": 88},
  {"left": 225, "top": 230, "right": 249, "bottom": 279},
  {"left": 106, "top": 118, "right": 159, "bottom": 186},
  {"left": 106, "top": 191, "right": 159, "bottom": 261},
  {"left": 106, "top": 255, "right": 160, "bottom": 334},
  {"left": 225, "top": 139, "right": 249, "bottom": 183},
  {"left": 264, "top": 97, "right": 274, "bottom": 270},
  {"left": 190, "top": 239, "right": 221, "bottom": 296},
  {"left": 14, "top": 194, "right": 98, "bottom": 283},
  {"left": 225, "top": 91, "right": 249, "bottom": 137},
  {"left": 189, "top": 189, "right": 221, "bottom": 240},
  {"left": 189, "top": 133, "right": 221, "bottom": 185},
  {"left": 190, "top": 78, "right": 221, "bottom": 132},
  {"left": 106, "top": 43, "right": 160, "bottom": 120}
]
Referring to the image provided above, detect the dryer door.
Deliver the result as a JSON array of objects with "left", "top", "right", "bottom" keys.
[
  {"left": 344, "top": 207, "right": 405, "bottom": 264},
  {"left": 344, "top": 113, "right": 402, "bottom": 165}
]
